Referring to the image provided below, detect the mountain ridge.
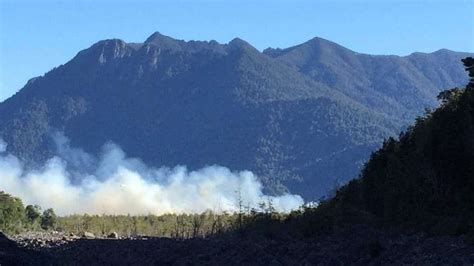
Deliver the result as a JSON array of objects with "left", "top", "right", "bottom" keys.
[
  {"left": 0, "top": 32, "right": 471, "bottom": 199},
  {"left": 2, "top": 32, "right": 469, "bottom": 104}
]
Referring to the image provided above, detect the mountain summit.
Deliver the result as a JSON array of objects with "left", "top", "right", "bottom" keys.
[{"left": 0, "top": 32, "right": 471, "bottom": 199}]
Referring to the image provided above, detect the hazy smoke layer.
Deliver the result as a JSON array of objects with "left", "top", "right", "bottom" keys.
[{"left": 0, "top": 136, "right": 303, "bottom": 216}]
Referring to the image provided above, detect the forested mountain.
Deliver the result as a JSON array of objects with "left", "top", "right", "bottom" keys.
[
  {"left": 0, "top": 32, "right": 471, "bottom": 199},
  {"left": 264, "top": 38, "right": 472, "bottom": 121},
  {"left": 318, "top": 57, "right": 474, "bottom": 234}
]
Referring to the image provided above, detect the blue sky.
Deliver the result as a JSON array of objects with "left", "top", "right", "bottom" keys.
[{"left": 0, "top": 0, "right": 473, "bottom": 102}]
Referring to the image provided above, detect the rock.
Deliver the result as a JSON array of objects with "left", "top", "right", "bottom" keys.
[
  {"left": 69, "top": 232, "right": 76, "bottom": 237},
  {"left": 82, "top": 232, "right": 95, "bottom": 239},
  {"left": 0, "top": 232, "right": 52, "bottom": 264},
  {"left": 108, "top": 232, "right": 119, "bottom": 239}
]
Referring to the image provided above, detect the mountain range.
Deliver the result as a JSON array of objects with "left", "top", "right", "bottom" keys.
[{"left": 0, "top": 32, "right": 471, "bottom": 199}]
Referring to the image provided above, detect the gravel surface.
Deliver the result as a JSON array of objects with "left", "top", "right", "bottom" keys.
[{"left": 1, "top": 227, "right": 474, "bottom": 265}]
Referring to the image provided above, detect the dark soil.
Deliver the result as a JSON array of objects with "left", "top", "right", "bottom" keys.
[{"left": 1, "top": 227, "right": 474, "bottom": 265}]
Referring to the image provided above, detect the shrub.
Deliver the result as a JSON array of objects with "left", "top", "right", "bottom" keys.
[{"left": 41, "top": 208, "right": 58, "bottom": 230}]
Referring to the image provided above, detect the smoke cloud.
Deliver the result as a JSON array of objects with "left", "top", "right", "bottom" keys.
[{"left": 0, "top": 135, "right": 303, "bottom": 216}]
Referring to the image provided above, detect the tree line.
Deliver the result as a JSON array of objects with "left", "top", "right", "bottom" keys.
[
  {"left": 0, "top": 192, "right": 57, "bottom": 234},
  {"left": 0, "top": 189, "right": 293, "bottom": 238}
]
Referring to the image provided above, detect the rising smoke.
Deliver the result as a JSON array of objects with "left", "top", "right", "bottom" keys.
[{"left": 0, "top": 134, "right": 303, "bottom": 216}]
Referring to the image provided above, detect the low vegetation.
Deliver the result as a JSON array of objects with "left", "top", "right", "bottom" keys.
[{"left": 0, "top": 190, "right": 294, "bottom": 238}]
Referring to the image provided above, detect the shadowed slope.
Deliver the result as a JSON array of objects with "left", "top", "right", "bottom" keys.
[{"left": 0, "top": 33, "right": 470, "bottom": 199}]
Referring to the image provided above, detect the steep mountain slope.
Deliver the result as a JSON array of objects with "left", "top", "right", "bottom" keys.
[
  {"left": 320, "top": 58, "right": 474, "bottom": 234},
  {"left": 0, "top": 32, "right": 470, "bottom": 199},
  {"left": 264, "top": 38, "right": 471, "bottom": 121}
]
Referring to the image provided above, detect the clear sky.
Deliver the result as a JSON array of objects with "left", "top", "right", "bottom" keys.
[{"left": 0, "top": 0, "right": 473, "bottom": 102}]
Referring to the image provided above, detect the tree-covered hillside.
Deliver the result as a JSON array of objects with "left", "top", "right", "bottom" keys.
[
  {"left": 0, "top": 32, "right": 471, "bottom": 199},
  {"left": 315, "top": 57, "right": 474, "bottom": 235},
  {"left": 265, "top": 38, "right": 472, "bottom": 122}
]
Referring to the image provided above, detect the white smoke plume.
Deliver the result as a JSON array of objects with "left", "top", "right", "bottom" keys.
[{"left": 0, "top": 135, "right": 303, "bottom": 216}]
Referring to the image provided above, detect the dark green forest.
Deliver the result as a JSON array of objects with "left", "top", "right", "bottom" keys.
[
  {"left": 297, "top": 57, "right": 474, "bottom": 237},
  {"left": 1, "top": 58, "right": 473, "bottom": 240},
  {"left": 0, "top": 32, "right": 470, "bottom": 200}
]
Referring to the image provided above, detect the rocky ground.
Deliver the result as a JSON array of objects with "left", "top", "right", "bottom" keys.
[{"left": 1, "top": 226, "right": 474, "bottom": 265}]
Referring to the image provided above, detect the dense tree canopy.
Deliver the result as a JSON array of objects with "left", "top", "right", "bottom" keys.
[
  {"left": 0, "top": 192, "right": 25, "bottom": 234},
  {"left": 315, "top": 57, "right": 474, "bottom": 235}
]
